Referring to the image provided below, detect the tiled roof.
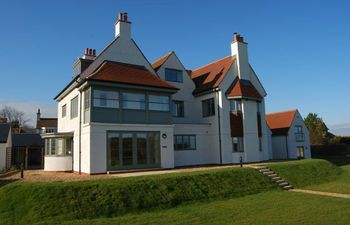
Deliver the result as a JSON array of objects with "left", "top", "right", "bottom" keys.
[
  {"left": 36, "top": 118, "right": 58, "bottom": 129},
  {"left": 226, "top": 78, "right": 262, "bottom": 100},
  {"left": 190, "top": 56, "right": 234, "bottom": 95},
  {"left": 0, "top": 123, "right": 10, "bottom": 143},
  {"left": 266, "top": 110, "right": 298, "bottom": 135},
  {"left": 86, "top": 61, "right": 178, "bottom": 90},
  {"left": 151, "top": 51, "right": 173, "bottom": 71}
]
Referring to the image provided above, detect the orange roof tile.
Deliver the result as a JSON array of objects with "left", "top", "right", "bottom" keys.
[
  {"left": 226, "top": 78, "right": 262, "bottom": 100},
  {"left": 151, "top": 51, "right": 173, "bottom": 71},
  {"left": 87, "top": 61, "right": 178, "bottom": 90},
  {"left": 190, "top": 56, "right": 235, "bottom": 95},
  {"left": 266, "top": 110, "right": 298, "bottom": 135},
  {"left": 36, "top": 118, "right": 57, "bottom": 129}
]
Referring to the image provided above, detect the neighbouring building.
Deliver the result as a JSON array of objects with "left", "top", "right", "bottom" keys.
[
  {"left": 41, "top": 12, "right": 304, "bottom": 174},
  {"left": 36, "top": 109, "right": 58, "bottom": 134},
  {"left": 266, "top": 109, "right": 311, "bottom": 159},
  {"left": 0, "top": 123, "right": 11, "bottom": 170}
]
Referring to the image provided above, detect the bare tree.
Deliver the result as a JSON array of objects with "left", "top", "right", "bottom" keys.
[{"left": 0, "top": 105, "right": 29, "bottom": 128}]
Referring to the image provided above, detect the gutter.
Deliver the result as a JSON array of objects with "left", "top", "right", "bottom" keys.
[{"left": 216, "top": 91, "right": 223, "bottom": 164}]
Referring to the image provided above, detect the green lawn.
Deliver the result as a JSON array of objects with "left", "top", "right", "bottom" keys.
[
  {"left": 35, "top": 191, "right": 350, "bottom": 225},
  {"left": 304, "top": 155, "right": 350, "bottom": 194}
]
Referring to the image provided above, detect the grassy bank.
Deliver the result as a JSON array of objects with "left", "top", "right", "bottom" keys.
[
  {"left": 266, "top": 159, "right": 342, "bottom": 188},
  {"left": 35, "top": 191, "right": 350, "bottom": 225},
  {"left": 0, "top": 167, "right": 277, "bottom": 225}
]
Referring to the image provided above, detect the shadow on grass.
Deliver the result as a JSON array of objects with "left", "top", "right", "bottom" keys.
[
  {"left": 0, "top": 179, "right": 19, "bottom": 188},
  {"left": 313, "top": 155, "right": 350, "bottom": 167}
]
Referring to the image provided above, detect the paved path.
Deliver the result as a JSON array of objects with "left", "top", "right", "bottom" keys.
[{"left": 290, "top": 189, "right": 350, "bottom": 200}]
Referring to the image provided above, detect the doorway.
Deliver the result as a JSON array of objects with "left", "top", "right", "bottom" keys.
[
  {"left": 107, "top": 131, "right": 160, "bottom": 170},
  {"left": 296, "top": 146, "right": 305, "bottom": 159}
]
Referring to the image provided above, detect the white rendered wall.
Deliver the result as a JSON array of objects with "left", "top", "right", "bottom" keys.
[
  {"left": 44, "top": 156, "right": 72, "bottom": 171},
  {"left": 88, "top": 123, "right": 175, "bottom": 174},
  {"left": 174, "top": 124, "right": 213, "bottom": 167}
]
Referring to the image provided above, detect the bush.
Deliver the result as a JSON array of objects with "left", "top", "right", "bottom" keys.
[
  {"left": 0, "top": 167, "right": 277, "bottom": 225},
  {"left": 267, "top": 159, "right": 342, "bottom": 188}
]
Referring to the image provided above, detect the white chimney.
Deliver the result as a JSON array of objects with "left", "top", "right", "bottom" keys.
[
  {"left": 115, "top": 12, "right": 131, "bottom": 38},
  {"left": 231, "top": 33, "right": 250, "bottom": 80},
  {"left": 82, "top": 48, "right": 96, "bottom": 60}
]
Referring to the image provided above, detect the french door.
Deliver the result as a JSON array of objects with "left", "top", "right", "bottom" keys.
[{"left": 107, "top": 131, "right": 160, "bottom": 170}]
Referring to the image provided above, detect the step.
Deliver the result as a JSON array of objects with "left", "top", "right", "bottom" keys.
[
  {"left": 283, "top": 185, "right": 293, "bottom": 190},
  {"left": 275, "top": 179, "right": 285, "bottom": 183},
  {"left": 263, "top": 171, "right": 274, "bottom": 175},
  {"left": 255, "top": 166, "right": 267, "bottom": 170},
  {"left": 268, "top": 174, "right": 278, "bottom": 177},
  {"left": 259, "top": 168, "right": 270, "bottom": 172},
  {"left": 278, "top": 182, "right": 289, "bottom": 186},
  {"left": 271, "top": 176, "right": 281, "bottom": 180}
]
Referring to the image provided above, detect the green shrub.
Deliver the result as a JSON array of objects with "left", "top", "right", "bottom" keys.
[
  {"left": 267, "top": 159, "right": 342, "bottom": 188},
  {"left": 0, "top": 167, "right": 277, "bottom": 225}
]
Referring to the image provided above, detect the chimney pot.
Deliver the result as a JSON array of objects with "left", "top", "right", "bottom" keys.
[
  {"left": 88, "top": 49, "right": 92, "bottom": 55},
  {"left": 85, "top": 48, "right": 89, "bottom": 55},
  {"left": 92, "top": 49, "right": 96, "bottom": 56},
  {"left": 118, "top": 12, "right": 123, "bottom": 21},
  {"left": 123, "top": 12, "right": 128, "bottom": 22}
]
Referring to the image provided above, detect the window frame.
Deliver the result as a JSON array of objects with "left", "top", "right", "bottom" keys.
[
  {"left": 172, "top": 100, "right": 184, "bottom": 117},
  {"left": 93, "top": 90, "right": 119, "bottom": 109},
  {"left": 121, "top": 92, "right": 146, "bottom": 110},
  {"left": 148, "top": 94, "right": 170, "bottom": 112},
  {"left": 174, "top": 135, "right": 196, "bottom": 151},
  {"left": 230, "top": 99, "right": 242, "bottom": 112},
  {"left": 232, "top": 137, "right": 244, "bottom": 153},
  {"left": 164, "top": 68, "right": 183, "bottom": 83},
  {"left": 202, "top": 98, "right": 215, "bottom": 117},
  {"left": 70, "top": 95, "right": 78, "bottom": 119},
  {"left": 295, "top": 125, "right": 305, "bottom": 142},
  {"left": 62, "top": 104, "right": 67, "bottom": 118}
]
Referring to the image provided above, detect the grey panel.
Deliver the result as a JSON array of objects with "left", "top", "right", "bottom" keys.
[
  {"left": 148, "top": 111, "right": 172, "bottom": 124},
  {"left": 122, "top": 110, "right": 147, "bottom": 124},
  {"left": 93, "top": 108, "right": 121, "bottom": 123}
]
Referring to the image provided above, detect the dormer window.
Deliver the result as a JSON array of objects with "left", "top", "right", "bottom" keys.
[
  {"left": 230, "top": 100, "right": 242, "bottom": 112},
  {"left": 165, "top": 68, "right": 183, "bottom": 82}
]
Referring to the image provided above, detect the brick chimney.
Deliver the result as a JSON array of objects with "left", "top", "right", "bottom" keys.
[
  {"left": 231, "top": 33, "right": 250, "bottom": 80},
  {"left": 115, "top": 12, "right": 131, "bottom": 38},
  {"left": 82, "top": 48, "right": 96, "bottom": 60}
]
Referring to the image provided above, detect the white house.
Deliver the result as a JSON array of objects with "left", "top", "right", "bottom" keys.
[
  {"left": 42, "top": 12, "right": 274, "bottom": 174},
  {"left": 266, "top": 109, "right": 311, "bottom": 159},
  {"left": 0, "top": 123, "right": 11, "bottom": 170}
]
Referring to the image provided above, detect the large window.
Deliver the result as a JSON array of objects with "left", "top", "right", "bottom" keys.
[
  {"left": 122, "top": 92, "right": 146, "bottom": 110},
  {"left": 202, "top": 98, "right": 215, "bottom": 117},
  {"left": 174, "top": 135, "right": 196, "bottom": 150},
  {"left": 230, "top": 100, "right": 242, "bottom": 112},
  {"left": 165, "top": 68, "right": 183, "bottom": 82},
  {"left": 45, "top": 138, "right": 72, "bottom": 156},
  {"left": 62, "top": 104, "right": 66, "bottom": 118},
  {"left": 295, "top": 125, "right": 305, "bottom": 142},
  {"left": 172, "top": 100, "right": 184, "bottom": 117},
  {"left": 70, "top": 96, "right": 78, "bottom": 119},
  {"left": 84, "top": 89, "right": 91, "bottom": 110},
  {"left": 148, "top": 95, "right": 169, "bottom": 111},
  {"left": 232, "top": 137, "right": 244, "bottom": 152},
  {"left": 93, "top": 90, "right": 119, "bottom": 108}
]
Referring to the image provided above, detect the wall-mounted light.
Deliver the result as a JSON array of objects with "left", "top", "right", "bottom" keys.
[{"left": 162, "top": 133, "right": 167, "bottom": 139}]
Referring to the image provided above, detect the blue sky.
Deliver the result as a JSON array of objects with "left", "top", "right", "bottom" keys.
[{"left": 0, "top": 0, "right": 349, "bottom": 132}]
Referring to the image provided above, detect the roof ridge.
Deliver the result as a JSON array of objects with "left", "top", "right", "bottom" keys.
[
  {"left": 266, "top": 109, "right": 298, "bottom": 116},
  {"left": 151, "top": 51, "right": 174, "bottom": 70},
  {"left": 191, "top": 55, "right": 232, "bottom": 73}
]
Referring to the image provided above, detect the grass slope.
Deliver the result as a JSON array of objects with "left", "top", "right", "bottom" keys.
[
  {"left": 304, "top": 155, "right": 350, "bottom": 194},
  {"left": 0, "top": 167, "right": 277, "bottom": 225},
  {"left": 35, "top": 191, "right": 350, "bottom": 225},
  {"left": 266, "top": 159, "right": 342, "bottom": 188}
]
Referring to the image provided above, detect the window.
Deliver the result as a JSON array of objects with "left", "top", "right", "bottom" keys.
[
  {"left": 256, "top": 101, "right": 261, "bottom": 113},
  {"left": 45, "top": 138, "right": 73, "bottom": 156},
  {"left": 230, "top": 100, "right": 242, "bottom": 112},
  {"left": 295, "top": 125, "right": 305, "bottom": 142},
  {"left": 70, "top": 96, "right": 78, "bottom": 119},
  {"left": 172, "top": 100, "right": 184, "bottom": 117},
  {"left": 202, "top": 98, "right": 215, "bottom": 117},
  {"left": 232, "top": 137, "right": 244, "bottom": 152},
  {"left": 165, "top": 68, "right": 183, "bottom": 82},
  {"left": 122, "top": 92, "right": 146, "bottom": 110},
  {"left": 174, "top": 135, "right": 196, "bottom": 150},
  {"left": 84, "top": 89, "right": 91, "bottom": 110},
  {"left": 148, "top": 95, "right": 170, "bottom": 111},
  {"left": 93, "top": 90, "right": 119, "bottom": 108},
  {"left": 62, "top": 104, "right": 66, "bottom": 118},
  {"left": 297, "top": 146, "right": 305, "bottom": 159}
]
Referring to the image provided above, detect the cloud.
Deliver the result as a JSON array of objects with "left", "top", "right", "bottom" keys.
[
  {"left": 0, "top": 100, "right": 57, "bottom": 127},
  {"left": 329, "top": 122, "right": 350, "bottom": 136}
]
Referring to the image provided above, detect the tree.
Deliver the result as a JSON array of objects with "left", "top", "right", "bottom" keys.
[
  {"left": 304, "top": 113, "right": 329, "bottom": 145},
  {"left": 0, "top": 105, "right": 29, "bottom": 128}
]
